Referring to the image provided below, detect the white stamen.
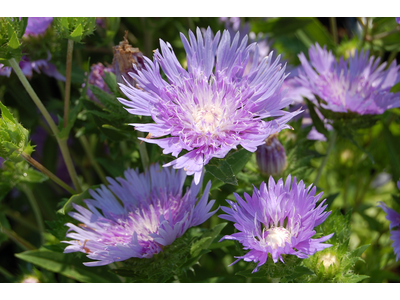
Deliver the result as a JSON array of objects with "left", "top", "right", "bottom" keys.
[
  {"left": 319, "top": 252, "right": 338, "bottom": 269},
  {"left": 264, "top": 227, "right": 291, "bottom": 249}
]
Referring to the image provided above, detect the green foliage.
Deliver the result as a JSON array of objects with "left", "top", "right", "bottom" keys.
[
  {"left": 0, "top": 17, "right": 28, "bottom": 63},
  {"left": 15, "top": 248, "right": 121, "bottom": 283},
  {"left": 110, "top": 223, "right": 227, "bottom": 282},
  {"left": 53, "top": 17, "right": 96, "bottom": 42},
  {"left": 301, "top": 209, "right": 369, "bottom": 282},
  {"left": 0, "top": 160, "right": 47, "bottom": 201},
  {"left": 204, "top": 148, "right": 253, "bottom": 189},
  {"left": 58, "top": 185, "right": 100, "bottom": 215},
  {"left": 0, "top": 102, "right": 33, "bottom": 161}
]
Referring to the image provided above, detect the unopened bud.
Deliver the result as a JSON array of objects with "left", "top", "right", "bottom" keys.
[
  {"left": 318, "top": 252, "right": 338, "bottom": 269},
  {"left": 112, "top": 32, "right": 145, "bottom": 87},
  {"left": 85, "top": 62, "right": 114, "bottom": 103},
  {"left": 256, "top": 133, "right": 287, "bottom": 176}
]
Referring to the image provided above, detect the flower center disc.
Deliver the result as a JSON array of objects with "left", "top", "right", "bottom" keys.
[
  {"left": 265, "top": 227, "right": 291, "bottom": 249},
  {"left": 192, "top": 105, "right": 222, "bottom": 134}
]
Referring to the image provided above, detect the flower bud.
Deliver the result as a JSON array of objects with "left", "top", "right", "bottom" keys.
[
  {"left": 256, "top": 133, "right": 287, "bottom": 176},
  {"left": 85, "top": 62, "right": 114, "bottom": 103},
  {"left": 112, "top": 32, "right": 145, "bottom": 87}
]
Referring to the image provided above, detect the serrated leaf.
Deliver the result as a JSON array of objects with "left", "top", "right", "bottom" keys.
[
  {"left": 285, "top": 266, "right": 315, "bottom": 281},
  {"left": 58, "top": 186, "right": 100, "bottom": 215},
  {"left": 206, "top": 159, "right": 237, "bottom": 185},
  {"left": 15, "top": 249, "right": 121, "bottom": 283}
]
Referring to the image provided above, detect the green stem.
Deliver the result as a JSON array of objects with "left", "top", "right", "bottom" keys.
[
  {"left": 368, "top": 27, "right": 400, "bottom": 41},
  {"left": 79, "top": 135, "right": 108, "bottom": 185},
  {"left": 9, "top": 58, "right": 82, "bottom": 193},
  {"left": 137, "top": 132, "right": 150, "bottom": 169},
  {"left": 329, "top": 17, "right": 338, "bottom": 45},
  {"left": 0, "top": 226, "right": 36, "bottom": 251},
  {"left": 314, "top": 130, "right": 337, "bottom": 186},
  {"left": 19, "top": 184, "right": 45, "bottom": 245},
  {"left": 63, "top": 39, "right": 74, "bottom": 128},
  {"left": 21, "top": 152, "right": 76, "bottom": 194}
]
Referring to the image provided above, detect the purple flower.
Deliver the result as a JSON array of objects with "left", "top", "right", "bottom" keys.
[
  {"left": 85, "top": 63, "right": 114, "bottom": 103},
  {"left": 24, "top": 17, "right": 53, "bottom": 36},
  {"left": 396, "top": 18, "right": 400, "bottom": 25},
  {"left": 297, "top": 43, "right": 400, "bottom": 115},
  {"left": 219, "top": 175, "right": 333, "bottom": 273},
  {"left": 118, "top": 27, "right": 299, "bottom": 184},
  {"left": 63, "top": 165, "right": 216, "bottom": 266},
  {"left": 377, "top": 180, "right": 400, "bottom": 261}
]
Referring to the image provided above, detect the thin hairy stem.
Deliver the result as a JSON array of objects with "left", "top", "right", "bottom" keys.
[{"left": 63, "top": 39, "right": 74, "bottom": 127}]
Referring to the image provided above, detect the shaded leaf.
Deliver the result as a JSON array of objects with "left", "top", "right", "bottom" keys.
[{"left": 15, "top": 249, "right": 121, "bottom": 283}]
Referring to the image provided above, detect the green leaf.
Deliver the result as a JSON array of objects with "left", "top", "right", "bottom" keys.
[
  {"left": 349, "top": 244, "right": 370, "bottom": 258},
  {"left": 70, "top": 24, "right": 83, "bottom": 39},
  {"left": 18, "top": 169, "right": 48, "bottom": 183},
  {"left": 285, "top": 266, "right": 315, "bottom": 281},
  {"left": 103, "top": 71, "right": 118, "bottom": 95},
  {"left": 204, "top": 148, "right": 252, "bottom": 189},
  {"left": 342, "top": 274, "right": 369, "bottom": 283},
  {"left": 190, "top": 223, "right": 227, "bottom": 258},
  {"left": 58, "top": 186, "right": 100, "bottom": 215},
  {"left": 15, "top": 249, "right": 121, "bottom": 283},
  {"left": 324, "top": 192, "right": 340, "bottom": 208},
  {"left": 205, "top": 159, "right": 236, "bottom": 186},
  {"left": 8, "top": 31, "right": 20, "bottom": 49}
]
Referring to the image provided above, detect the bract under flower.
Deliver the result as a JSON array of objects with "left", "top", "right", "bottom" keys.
[
  {"left": 118, "top": 27, "right": 300, "bottom": 184},
  {"left": 63, "top": 165, "right": 217, "bottom": 266},
  {"left": 219, "top": 175, "right": 333, "bottom": 273}
]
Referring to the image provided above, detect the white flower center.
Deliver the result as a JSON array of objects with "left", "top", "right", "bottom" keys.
[
  {"left": 192, "top": 105, "right": 223, "bottom": 134},
  {"left": 319, "top": 252, "right": 338, "bottom": 268},
  {"left": 265, "top": 227, "right": 291, "bottom": 249}
]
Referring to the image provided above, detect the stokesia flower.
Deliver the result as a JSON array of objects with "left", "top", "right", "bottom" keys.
[
  {"left": 377, "top": 180, "right": 400, "bottom": 261},
  {"left": 219, "top": 175, "right": 334, "bottom": 273},
  {"left": 63, "top": 165, "right": 216, "bottom": 266},
  {"left": 118, "top": 27, "right": 299, "bottom": 184},
  {"left": 297, "top": 43, "right": 400, "bottom": 115}
]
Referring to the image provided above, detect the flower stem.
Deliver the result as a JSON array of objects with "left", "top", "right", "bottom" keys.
[
  {"left": 19, "top": 184, "right": 45, "bottom": 245},
  {"left": 78, "top": 134, "right": 108, "bottom": 185},
  {"left": 137, "top": 132, "right": 150, "bottom": 169},
  {"left": 63, "top": 39, "right": 74, "bottom": 128},
  {"left": 21, "top": 152, "right": 76, "bottom": 194},
  {"left": 329, "top": 17, "right": 338, "bottom": 45},
  {"left": 314, "top": 130, "right": 337, "bottom": 186},
  {"left": 8, "top": 58, "right": 82, "bottom": 193},
  {"left": 0, "top": 226, "right": 36, "bottom": 251}
]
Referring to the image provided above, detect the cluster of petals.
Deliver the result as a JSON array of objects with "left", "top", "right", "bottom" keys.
[
  {"left": 219, "top": 175, "right": 333, "bottom": 273},
  {"left": 63, "top": 165, "right": 216, "bottom": 266},
  {"left": 378, "top": 181, "right": 400, "bottom": 261},
  {"left": 297, "top": 43, "right": 400, "bottom": 115},
  {"left": 118, "top": 27, "right": 300, "bottom": 184}
]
